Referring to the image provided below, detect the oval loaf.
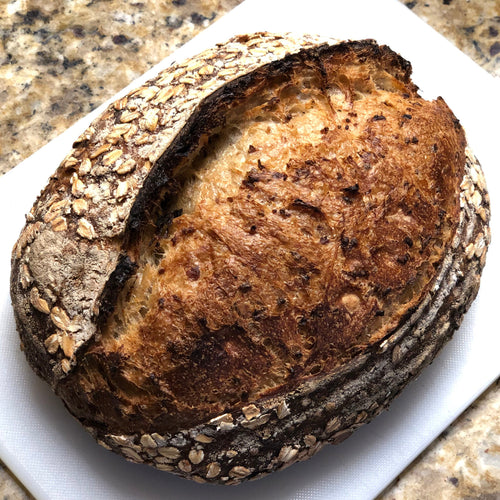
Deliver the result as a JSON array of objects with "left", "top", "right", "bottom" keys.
[{"left": 11, "top": 33, "right": 490, "bottom": 484}]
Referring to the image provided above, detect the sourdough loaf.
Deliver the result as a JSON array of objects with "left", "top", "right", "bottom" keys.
[{"left": 11, "top": 33, "right": 490, "bottom": 484}]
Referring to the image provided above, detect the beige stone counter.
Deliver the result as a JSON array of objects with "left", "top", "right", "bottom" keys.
[{"left": 0, "top": 0, "right": 498, "bottom": 498}]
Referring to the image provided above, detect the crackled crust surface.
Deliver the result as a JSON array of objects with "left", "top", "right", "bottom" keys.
[
  {"left": 10, "top": 34, "right": 490, "bottom": 484},
  {"left": 11, "top": 32, "right": 331, "bottom": 384},
  {"left": 60, "top": 40, "right": 467, "bottom": 436}
]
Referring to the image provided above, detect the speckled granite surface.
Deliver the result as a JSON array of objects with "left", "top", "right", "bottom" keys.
[
  {"left": 403, "top": 0, "right": 500, "bottom": 78},
  {"left": 379, "top": 379, "right": 500, "bottom": 500},
  {"left": 1, "top": 0, "right": 499, "bottom": 498},
  {"left": 0, "top": 0, "right": 243, "bottom": 174}
]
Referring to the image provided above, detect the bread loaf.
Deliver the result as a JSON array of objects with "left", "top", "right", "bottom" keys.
[{"left": 11, "top": 33, "right": 490, "bottom": 484}]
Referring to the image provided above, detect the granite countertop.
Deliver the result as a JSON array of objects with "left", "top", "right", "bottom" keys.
[{"left": 0, "top": 0, "right": 499, "bottom": 498}]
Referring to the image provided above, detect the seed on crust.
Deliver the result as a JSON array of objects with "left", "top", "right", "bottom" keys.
[
  {"left": 60, "top": 358, "right": 71, "bottom": 374},
  {"left": 278, "top": 445, "right": 298, "bottom": 463},
  {"left": 209, "top": 413, "right": 233, "bottom": 424},
  {"left": 43, "top": 209, "right": 60, "bottom": 224},
  {"left": 140, "top": 434, "right": 157, "bottom": 448},
  {"left": 20, "top": 263, "right": 32, "bottom": 289},
  {"left": 77, "top": 218, "right": 96, "bottom": 240},
  {"left": 249, "top": 47, "right": 269, "bottom": 56},
  {"left": 116, "top": 205, "right": 128, "bottom": 221},
  {"left": 355, "top": 411, "right": 368, "bottom": 424},
  {"left": 473, "top": 232, "right": 485, "bottom": 258},
  {"left": 200, "top": 79, "right": 216, "bottom": 91},
  {"left": 72, "top": 198, "right": 88, "bottom": 215},
  {"left": 179, "top": 76, "right": 196, "bottom": 85},
  {"left": 155, "top": 72, "right": 175, "bottom": 87},
  {"left": 240, "top": 413, "right": 270, "bottom": 429},
  {"left": 391, "top": 344, "right": 403, "bottom": 365},
  {"left": 304, "top": 434, "right": 317, "bottom": 447},
  {"left": 478, "top": 206, "right": 488, "bottom": 223},
  {"left": 115, "top": 158, "right": 136, "bottom": 175},
  {"left": 51, "top": 216, "right": 68, "bottom": 232},
  {"left": 465, "top": 242, "right": 475, "bottom": 260},
  {"left": 78, "top": 158, "right": 92, "bottom": 176},
  {"left": 15, "top": 223, "right": 40, "bottom": 257},
  {"left": 89, "top": 143, "right": 111, "bottom": 159},
  {"left": 330, "top": 429, "right": 353, "bottom": 445},
  {"left": 460, "top": 175, "right": 473, "bottom": 194},
  {"left": 185, "top": 59, "right": 204, "bottom": 72},
  {"left": 74, "top": 126, "right": 95, "bottom": 146},
  {"left": 109, "top": 435, "right": 133, "bottom": 447},
  {"left": 106, "top": 133, "right": 122, "bottom": 146},
  {"left": 476, "top": 168, "right": 487, "bottom": 192},
  {"left": 93, "top": 439, "right": 111, "bottom": 452},
  {"left": 30, "top": 287, "right": 51, "bottom": 314},
  {"left": 150, "top": 433, "right": 166, "bottom": 446},
  {"left": 194, "top": 433, "right": 214, "bottom": 444},
  {"left": 156, "top": 463, "right": 174, "bottom": 472},
  {"left": 191, "top": 475, "right": 206, "bottom": 484},
  {"left": 198, "top": 65, "right": 215, "bottom": 76},
  {"left": 113, "top": 96, "right": 128, "bottom": 110},
  {"left": 122, "top": 123, "right": 138, "bottom": 142},
  {"left": 471, "top": 190, "right": 482, "bottom": 211},
  {"left": 276, "top": 400, "right": 290, "bottom": 419},
  {"left": 121, "top": 447, "right": 143, "bottom": 462},
  {"left": 63, "top": 156, "right": 78, "bottom": 169},
  {"left": 325, "top": 416, "right": 341, "bottom": 434},
  {"left": 219, "top": 421, "right": 235, "bottom": 431},
  {"left": 229, "top": 466, "right": 252, "bottom": 479},
  {"left": 120, "top": 110, "right": 141, "bottom": 123},
  {"left": 115, "top": 181, "right": 129, "bottom": 201},
  {"left": 50, "top": 306, "right": 71, "bottom": 331},
  {"left": 485, "top": 226, "right": 492, "bottom": 246},
  {"left": 133, "top": 86, "right": 160, "bottom": 102},
  {"left": 242, "top": 404, "right": 260, "bottom": 420},
  {"left": 144, "top": 448, "right": 159, "bottom": 459},
  {"left": 70, "top": 173, "right": 85, "bottom": 198},
  {"left": 102, "top": 149, "right": 123, "bottom": 166},
  {"left": 152, "top": 87, "right": 175, "bottom": 105},
  {"left": 134, "top": 133, "right": 152, "bottom": 146},
  {"left": 61, "top": 334, "right": 76, "bottom": 358},
  {"left": 177, "top": 459, "right": 192, "bottom": 473},
  {"left": 54, "top": 199, "right": 70, "bottom": 210},
  {"left": 44, "top": 333, "right": 60, "bottom": 354},
  {"left": 108, "top": 123, "right": 132, "bottom": 138},
  {"left": 158, "top": 447, "right": 180, "bottom": 460},
  {"left": 205, "top": 462, "right": 221, "bottom": 479},
  {"left": 209, "top": 413, "right": 234, "bottom": 427},
  {"left": 218, "top": 67, "right": 239, "bottom": 78},
  {"left": 188, "top": 449, "right": 204, "bottom": 465},
  {"left": 143, "top": 109, "right": 159, "bottom": 132},
  {"left": 25, "top": 209, "right": 35, "bottom": 223}
]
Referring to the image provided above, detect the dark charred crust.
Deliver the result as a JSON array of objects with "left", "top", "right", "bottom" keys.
[
  {"left": 97, "top": 255, "right": 138, "bottom": 326},
  {"left": 290, "top": 198, "right": 323, "bottom": 214},
  {"left": 341, "top": 183, "right": 360, "bottom": 194}
]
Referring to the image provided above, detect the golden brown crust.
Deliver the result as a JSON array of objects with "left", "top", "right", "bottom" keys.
[
  {"left": 10, "top": 34, "right": 490, "bottom": 483},
  {"left": 11, "top": 33, "right": 333, "bottom": 386}
]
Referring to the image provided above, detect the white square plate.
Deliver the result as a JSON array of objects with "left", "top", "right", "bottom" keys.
[{"left": 1, "top": 1, "right": 498, "bottom": 498}]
